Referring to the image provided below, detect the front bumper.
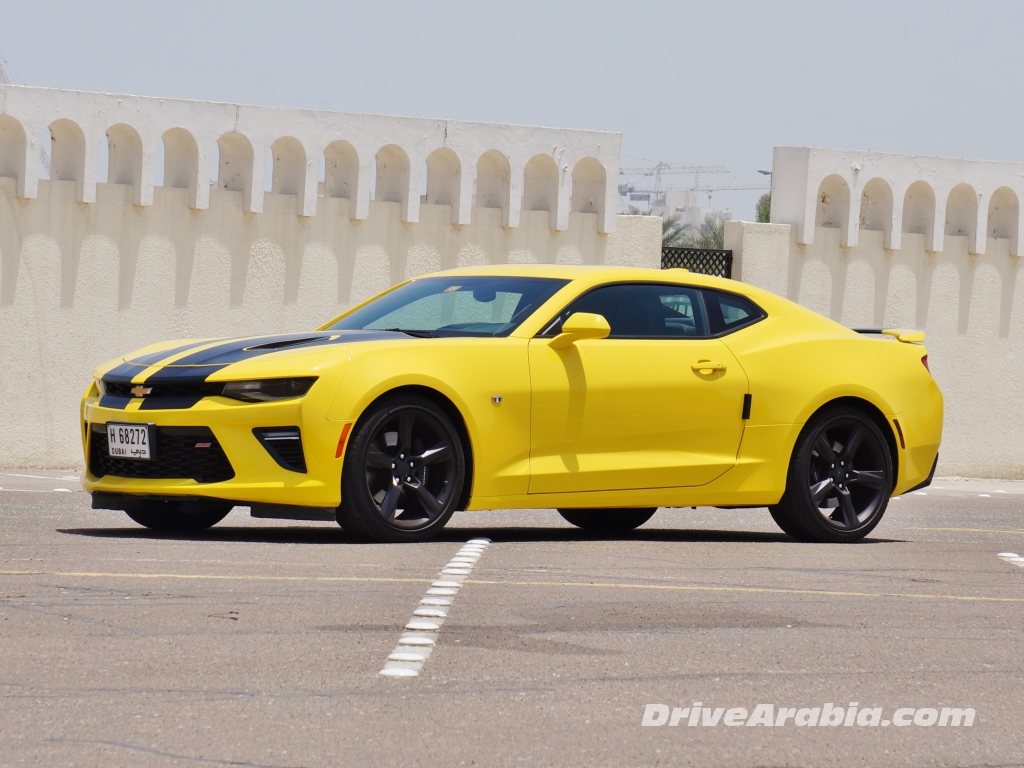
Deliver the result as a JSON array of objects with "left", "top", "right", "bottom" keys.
[{"left": 81, "top": 394, "right": 346, "bottom": 508}]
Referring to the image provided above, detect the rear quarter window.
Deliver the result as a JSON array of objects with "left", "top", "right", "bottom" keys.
[{"left": 702, "top": 289, "right": 766, "bottom": 336}]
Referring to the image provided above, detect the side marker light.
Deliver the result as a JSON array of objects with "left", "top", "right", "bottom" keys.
[
  {"left": 335, "top": 422, "right": 353, "bottom": 459},
  {"left": 893, "top": 419, "right": 906, "bottom": 450}
]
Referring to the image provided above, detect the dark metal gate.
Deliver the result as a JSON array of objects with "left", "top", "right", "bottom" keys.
[{"left": 661, "top": 247, "right": 733, "bottom": 278}]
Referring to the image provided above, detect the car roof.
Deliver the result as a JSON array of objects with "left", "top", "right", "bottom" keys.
[
  {"left": 326, "top": 264, "right": 852, "bottom": 340},
  {"left": 423, "top": 263, "right": 731, "bottom": 288}
]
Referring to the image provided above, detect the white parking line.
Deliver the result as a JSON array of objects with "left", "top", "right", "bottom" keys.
[
  {"left": 0, "top": 488, "right": 78, "bottom": 493},
  {"left": 0, "top": 473, "right": 80, "bottom": 481},
  {"left": 378, "top": 538, "right": 490, "bottom": 679},
  {"left": 997, "top": 552, "right": 1024, "bottom": 568}
]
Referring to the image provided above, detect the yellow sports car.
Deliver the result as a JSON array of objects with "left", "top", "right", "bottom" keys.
[{"left": 81, "top": 265, "right": 942, "bottom": 543}]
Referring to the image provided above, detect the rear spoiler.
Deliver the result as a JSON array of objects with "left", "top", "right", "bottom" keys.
[{"left": 852, "top": 328, "right": 926, "bottom": 344}]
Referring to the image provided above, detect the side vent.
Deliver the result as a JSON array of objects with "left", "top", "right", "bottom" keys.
[{"left": 253, "top": 427, "right": 307, "bottom": 473}]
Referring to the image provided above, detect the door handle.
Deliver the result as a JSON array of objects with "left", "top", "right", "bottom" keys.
[{"left": 691, "top": 360, "right": 727, "bottom": 373}]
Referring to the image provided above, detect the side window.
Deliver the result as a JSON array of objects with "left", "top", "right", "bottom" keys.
[
  {"left": 702, "top": 289, "right": 766, "bottom": 336},
  {"left": 539, "top": 283, "right": 709, "bottom": 339}
]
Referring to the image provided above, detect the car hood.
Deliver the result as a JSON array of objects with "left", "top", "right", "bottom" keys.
[{"left": 100, "top": 330, "right": 404, "bottom": 384}]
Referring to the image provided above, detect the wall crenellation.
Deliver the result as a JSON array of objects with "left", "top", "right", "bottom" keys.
[
  {"left": 0, "top": 85, "right": 621, "bottom": 233},
  {"left": 770, "top": 146, "right": 1024, "bottom": 256}
]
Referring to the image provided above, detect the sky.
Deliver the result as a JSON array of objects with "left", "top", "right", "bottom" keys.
[{"left": 1, "top": 0, "right": 1023, "bottom": 219}]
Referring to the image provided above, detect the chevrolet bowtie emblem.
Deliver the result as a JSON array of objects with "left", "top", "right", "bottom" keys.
[{"left": 130, "top": 385, "right": 152, "bottom": 397}]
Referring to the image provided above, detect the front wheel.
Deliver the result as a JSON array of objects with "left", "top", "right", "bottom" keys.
[
  {"left": 769, "top": 406, "right": 893, "bottom": 543},
  {"left": 124, "top": 498, "right": 233, "bottom": 532},
  {"left": 557, "top": 508, "right": 657, "bottom": 532},
  {"left": 337, "top": 394, "right": 466, "bottom": 542}
]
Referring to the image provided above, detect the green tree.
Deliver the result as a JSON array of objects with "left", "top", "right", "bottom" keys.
[
  {"left": 626, "top": 206, "right": 692, "bottom": 247},
  {"left": 756, "top": 193, "right": 771, "bottom": 223},
  {"left": 681, "top": 214, "right": 725, "bottom": 249},
  {"left": 661, "top": 212, "right": 691, "bottom": 247}
]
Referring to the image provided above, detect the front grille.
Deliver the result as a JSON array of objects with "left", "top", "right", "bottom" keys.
[
  {"left": 102, "top": 380, "right": 224, "bottom": 399},
  {"left": 89, "top": 424, "right": 235, "bottom": 483},
  {"left": 253, "top": 427, "right": 307, "bottom": 473}
]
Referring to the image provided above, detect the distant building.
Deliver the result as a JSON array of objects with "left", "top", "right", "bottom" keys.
[{"left": 620, "top": 185, "right": 731, "bottom": 229}]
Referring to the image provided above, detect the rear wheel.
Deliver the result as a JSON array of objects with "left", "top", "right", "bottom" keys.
[
  {"left": 769, "top": 406, "right": 892, "bottom": 543},
  {"left": 557, "top": 507, "right": 657, "bottom": 532},
  {"left": 337, "top": 394, "right": 466, "bottom": 543},
  {"left": 124, "top": 498, "right": 232, "bottom": 532}
]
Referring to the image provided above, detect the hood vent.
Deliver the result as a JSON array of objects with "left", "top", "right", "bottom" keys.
[{"left": 243, "top": 335, "right": 331, "bottom": 351}]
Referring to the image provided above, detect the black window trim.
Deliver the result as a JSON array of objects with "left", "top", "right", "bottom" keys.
[
  {"left": 533, "top": 280, "right": 767, "bottom": 340},
  {"left": 701, "top": 287, "right": 768, "bottom": 338}
]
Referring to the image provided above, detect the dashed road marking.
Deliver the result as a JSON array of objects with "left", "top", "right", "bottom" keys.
[
  {"left": 998, "top": 552, "right": 1024, "bottom": 568},
  {"left": 378, "top": 538, "right": 490, "bottom": 679}
]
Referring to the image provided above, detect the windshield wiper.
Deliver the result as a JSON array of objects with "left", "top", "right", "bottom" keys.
[{"left": 383, "top": 328, "right": 435, "bottom": 338}]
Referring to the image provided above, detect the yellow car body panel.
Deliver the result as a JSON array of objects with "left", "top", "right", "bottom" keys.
[
  {"left": 81, "top": 265, "right": 942, "bottom": 511},
  {"left": 527, "top": 337, "right": 748, "bottom": 493}
]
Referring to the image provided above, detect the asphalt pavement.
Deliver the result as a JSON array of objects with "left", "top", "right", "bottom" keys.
[{"left": 2, "top": 470, "right": 1023, "bottom": 767}]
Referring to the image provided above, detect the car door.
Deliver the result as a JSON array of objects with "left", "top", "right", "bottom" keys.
[{"left": 528, "top": 282, "right": 749, "bottom": 494}]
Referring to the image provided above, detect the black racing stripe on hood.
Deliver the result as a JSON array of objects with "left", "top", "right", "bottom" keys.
[
  {"left": 95, "top": 331, "right": 404, "bottom": 410},
  {"left": 102, "top": 341, "right": 228, "bottom": 383},
  {"left": 159, "top": 330, "right": 404, "bottom": 368},
  {"left": 143, "top": 366, "right": 228, "bottom": 383},
  {"left": 102, "top": 361, "right": 144, "bottom": 384},
  {"left": 128, "top": 339, "right": 226, "bottom": 367}
]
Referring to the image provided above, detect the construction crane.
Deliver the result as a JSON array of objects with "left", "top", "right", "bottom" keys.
[
  {"left": 0, "top": 53, "right": 49, "bottom": 175},
  {"left": 693, "top": 183, "right": 770, "bottom": 207},
  {"left": 618, "top": 163, "right": 730, "bottom": 176},
  {"left": 618, "top": 162, "right": 729, "bottom": 205}
]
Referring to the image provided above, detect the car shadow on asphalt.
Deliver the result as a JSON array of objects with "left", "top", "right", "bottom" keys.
[{"left": 56, "top": 526, "right": 903, "bottom": 545}]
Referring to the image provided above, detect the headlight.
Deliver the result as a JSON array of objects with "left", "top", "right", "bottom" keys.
[{"left": 220, "top": 377, "right": 318, "bottom": 402}]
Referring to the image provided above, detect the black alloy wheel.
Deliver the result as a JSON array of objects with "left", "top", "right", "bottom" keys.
[
  {"left": 337, "top": 394, "right": 465, "bottom": 542},
  {"left": 557, "top": 507, "right": 657, "bottom": 532},
  {"left": 769, "top": 405, "right": 893, "bottom": 543}
]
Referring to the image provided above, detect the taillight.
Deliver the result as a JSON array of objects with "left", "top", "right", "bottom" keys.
[{"left": 921, "top": 354, "right": 929, "bottom": 372}]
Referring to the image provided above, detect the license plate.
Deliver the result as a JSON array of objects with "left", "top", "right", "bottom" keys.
[{"left": 106, "top": 422, "right": 154, "bottom": 460}]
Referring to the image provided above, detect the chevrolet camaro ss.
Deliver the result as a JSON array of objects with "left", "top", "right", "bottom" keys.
[{"left": 81, "top": 265, "right": 943, "bottom": 543}]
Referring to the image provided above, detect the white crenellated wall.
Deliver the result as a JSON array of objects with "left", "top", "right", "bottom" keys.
[
  {"left": 0, "top": 85, "right": 621, "bottom": 233},
  {"left": 726, "top": 218, "right": 1024, "bottom": 480},
  {"left": 771, "top": 146, "right": 1024, "bottom": 256}
]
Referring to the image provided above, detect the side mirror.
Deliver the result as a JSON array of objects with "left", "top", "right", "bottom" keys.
[{"left": 548, "top": 312, "right": 611, "bottom": 349}]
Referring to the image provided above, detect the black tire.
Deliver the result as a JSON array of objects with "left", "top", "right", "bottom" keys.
[
  {"left": 337, "top": 394, "right": 466, "bottom": 543},
  {"left": 124, "top": 498, "right": 232, "bottom": 532},
  {"left": 769, "top": 405, "right": 893, "bottom": 543},
  {"left": 557, "top": 507, "right": 657, "bottom": 532}
]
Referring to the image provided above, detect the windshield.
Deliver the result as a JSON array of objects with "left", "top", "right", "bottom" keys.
[{"left": 327, "top": 276, "right": 569, "bottom": 337}]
